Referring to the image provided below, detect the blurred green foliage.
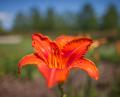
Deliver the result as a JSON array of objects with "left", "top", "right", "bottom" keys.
[
  {"left": 0, "top": 36, "right": 32, "bottom": 77},
  {"left": 0, "top": 20, "right": 4, "bottom": 33},
  {"left": 77, "top": 4, "right": 98, "bottom": 31},
  {"left": 102, "top": 4, "right": 119, "bottom": 31},
  {"left": 0, "top": 3, "right": 119, "bottom": 34}
]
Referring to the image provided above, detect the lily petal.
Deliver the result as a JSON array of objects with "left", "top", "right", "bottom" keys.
[
  {"left": 18, "top": 54, "right": 50, "bottom": 80},
  {"left": 62, "top": 38, "right": 93, "bottom": 65},
  {"left": 47, "top": 68, "right": 69, "bottom": 88},
  {"left": 32, "top": 33, "right": 51, "bottom": 62},
  {"left": 69, "top": 58, "right": 99, "bottom": 80},
  {"left": 55, "top": 35, "right": 76, "bottom": 48}
]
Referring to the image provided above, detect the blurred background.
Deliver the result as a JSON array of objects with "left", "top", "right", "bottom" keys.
[{"left": 0, "top": 0, "right": 120, "bottom": 97}]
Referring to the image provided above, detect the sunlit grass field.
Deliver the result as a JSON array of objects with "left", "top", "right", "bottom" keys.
[{"left": 0, "top": 35, "right": 32, "bottom": 76}]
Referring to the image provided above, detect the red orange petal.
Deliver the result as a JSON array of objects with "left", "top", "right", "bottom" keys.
[
  {"left": 32, "top": 33, "right": 51, "bottom": 62},
  {"left": 18, "top": 54, "right": 42, "bottom": 72},
  {"left": 69, "top": 58, "right": 99, "bottom": 80},
  {"left": 37, "top": 63, "right": 50, "bottom": 81},
  {"left": 55, "top": 35, "right": 75, "bottom": 48},
  {"left": 47, "top": 68, "right": 69, "bottom": 88},
  {"left": 18, "top": 54, "right": 50, "bottom": 80},
  {"left": 62, "top": 38, "right": 93, "bottom": 64}
]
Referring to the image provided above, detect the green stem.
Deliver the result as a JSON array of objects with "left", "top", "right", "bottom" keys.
[{"left": 58, "top": 83, "right": 67, "bottom": 97}]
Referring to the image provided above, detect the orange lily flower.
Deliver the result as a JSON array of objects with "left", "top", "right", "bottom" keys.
[{"left": 18, "top": 33, "right": 99, "bottom": 88}]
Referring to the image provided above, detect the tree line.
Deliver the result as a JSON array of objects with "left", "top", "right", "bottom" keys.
[{"left": 0, "top": 4, "right": 120, "bottom": 34}]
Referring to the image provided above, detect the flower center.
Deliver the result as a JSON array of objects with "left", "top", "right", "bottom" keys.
[{"left": 48, "top": 55, "right": 65, "bottom": 69}]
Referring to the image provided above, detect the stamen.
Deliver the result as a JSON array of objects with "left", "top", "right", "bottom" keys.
[
  {"left": 48, "top": 54, "right": 65, "bottom": 69},
  {"left": 48, "top": 45, "right": 65, "bottom": 69}
]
